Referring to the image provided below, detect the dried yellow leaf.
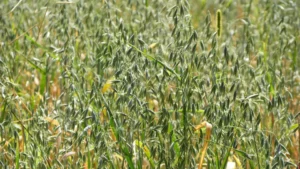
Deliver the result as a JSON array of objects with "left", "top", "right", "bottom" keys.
[
  {"left": 226, "top": 161, "right": 236, "bottom": 169},
  {"left": 44, "top": 117, "right": 60, "bottom": 126},
  {"left": 148, "top": 99, "right": 159, "bottom": 112},
  {"left": 113, "top": 153, "right": 123, "bottom": 161},
  {"left": 148, "top": 43, "right": 158, "bottom": 49},
  {"left": 233, "top": 155, "right": 243, "bottom": 169},
  {"left": 194, "top": 121, "right": 212, "bottom": 169},
  {"left": 100, "top": 108, "right": 107, "bottom": 123},
  {"left": 110, "top": 129, "right": 117, "bottom": 142},
  {"left": 19, "top": 136, "right": 24, "bottom": 152},
  {"left": 62, "top": 151, "right": 76, "bottom": 160}
]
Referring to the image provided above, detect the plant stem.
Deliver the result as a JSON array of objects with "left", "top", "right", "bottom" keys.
[{"left": 253, "top": 129, "right": 261, "bottom": 169}]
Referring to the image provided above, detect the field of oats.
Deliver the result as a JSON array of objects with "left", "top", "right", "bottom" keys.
[{"left": 0, "top": 0, "right": 299, "bottom": 168}]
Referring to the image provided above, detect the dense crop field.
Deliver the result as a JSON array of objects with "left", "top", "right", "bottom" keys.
[{"left": 0, "top": 0, "right": 299, "bottom": 168}]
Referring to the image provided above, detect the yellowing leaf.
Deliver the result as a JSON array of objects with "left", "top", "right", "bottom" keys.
[
  {"left": 101, "top": 77, "right": 115, "bottom": 93},
  {"left": 143, "top": 145, "right": 151, "bottom": 157},
  {"left": 134, "top": 140, "right": 155, "bottom": 168}
]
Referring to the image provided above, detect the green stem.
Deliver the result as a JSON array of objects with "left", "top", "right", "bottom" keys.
[{"left": 252, "top": 127, "right": 261, "bottom": 169}]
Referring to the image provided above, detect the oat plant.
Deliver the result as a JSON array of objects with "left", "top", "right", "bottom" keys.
[{"left": 0, "top": 0, "right": 299, "bottom": 169}]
